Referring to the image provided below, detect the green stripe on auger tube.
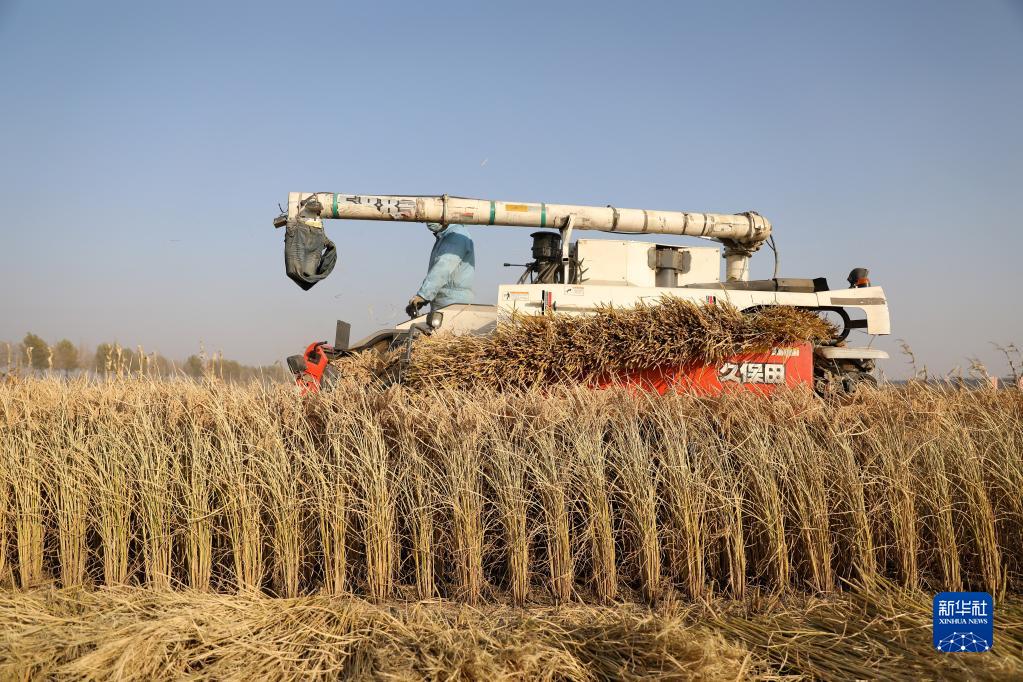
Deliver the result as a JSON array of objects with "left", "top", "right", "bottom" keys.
[
  {"left": 540, "top": 203, "right": 547, "bottom": 227},
  {"left": 489, "top": 201, "right": 496, "bottom": 225},
  {"left": 332, "top": 194, "right": 339, "bottom": 219}
]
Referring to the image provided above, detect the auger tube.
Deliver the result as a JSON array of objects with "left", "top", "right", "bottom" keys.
[{"left": 279, "top": 192, "right": 773, "bottom": 281}]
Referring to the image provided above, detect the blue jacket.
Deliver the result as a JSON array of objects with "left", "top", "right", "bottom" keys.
[{"left": 416, "top": 224, "right": 475, "bottom": 309}]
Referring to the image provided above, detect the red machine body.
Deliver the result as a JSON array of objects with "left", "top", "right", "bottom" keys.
[
  {"left": 294, "top": 341, "right": 814, "bottom": 396},
  {"left": 595, "top": 343, "right": 813, "bottom": 395}
]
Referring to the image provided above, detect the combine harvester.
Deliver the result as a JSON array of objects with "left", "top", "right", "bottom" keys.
[{"left": 274, "top": 192, "right": 890, "bottom": 393}]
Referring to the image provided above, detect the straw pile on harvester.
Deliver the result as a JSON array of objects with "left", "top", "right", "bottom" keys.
[{"left": 336, "top": 298, "right": 835, "bottom": 389}]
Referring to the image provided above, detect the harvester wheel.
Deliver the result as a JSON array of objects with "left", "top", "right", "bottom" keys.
[
  {"left": 814, "top": 360, "right": 877, "bottom": 395},
  {"left": 839, "top": 371, "right": 877, "bottom": 393}
]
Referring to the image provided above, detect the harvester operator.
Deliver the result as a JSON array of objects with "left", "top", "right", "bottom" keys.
[{"left": 406, "top": 222, "right": 475, "bottom": 318}]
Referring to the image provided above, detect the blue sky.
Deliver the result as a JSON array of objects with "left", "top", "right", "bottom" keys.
[{"left": 1, "top": 1, "right": 1021, "bottom": 377}]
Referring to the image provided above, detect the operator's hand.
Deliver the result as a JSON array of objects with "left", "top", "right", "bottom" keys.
[{"left": 405, "top": 295, "right": 428, "bottom": 318}]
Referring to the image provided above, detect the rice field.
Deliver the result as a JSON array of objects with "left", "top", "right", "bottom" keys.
[{"left": 1, "top": 377, "right": 1021, "bottom": 679}]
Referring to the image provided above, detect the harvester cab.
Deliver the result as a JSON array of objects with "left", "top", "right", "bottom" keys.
[{"left": 275, "top": 192, "right": 890, "bottom": 393}]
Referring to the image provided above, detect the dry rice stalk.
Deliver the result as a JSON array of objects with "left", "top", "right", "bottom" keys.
[
  {"left": 649, "top": 397, "right": 710, "bottom": 599},
  {"left": 215, "top": 392, "right": 264, "bottom": 593},
  {"left": 857, "top": 399, "right": 921, "bottom": 590},
  {"left": 181, "top": 390, "right": 215, "bottom": 591},
  {"left": 3, "top": 391, "right": 47, "bottom": 588},
  {"left": 566, "top": 403, "right": 618, "bottom": 603},
  {"left": 485, "top": 421, "right": 530, "bottom": 606},
  {"left": 918, "top": 421, "right": 963, "bottom": 592},
  {"left": 434, "top": 398, "right": 487, "bottom": 605},
  {"left": 607, "top": 396, "right": 661, "bottom": 605},
  {"left": 727, "top": 409, "right": 791, "bottom": 592},
  {"left": 314, "top": 404, "right": 350, "bottom": 596},
  {"left": 818, "top": 404, "right": 877, "bottom": 588},
  {"left": 775, "top": 413, "right": 834, "bottom": 592},
  {"left": 390, "top": 405, "right": 437, "bottom": 600},
  {"left": 51, "top": 395, "right": 91, "bottom": 588},
  {"left": 526, "top": 412, "right": 575, "bottom": 604},
  {"left": 259, "top": 392, "right": 307, "bottom": 598},
  {"left": 345, "top": 405, "right": 396, "bottom": 602}
]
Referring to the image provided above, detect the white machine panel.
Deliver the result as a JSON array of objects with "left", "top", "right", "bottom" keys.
[
  {"left": 675, "top": 247, "right": 721, "bottom": 286},
  {"left": 497, "top": 283, "right": 891, "bottom": 337},
  {"left": 575, "top": 240, "right": 721, "bottom": 287}
]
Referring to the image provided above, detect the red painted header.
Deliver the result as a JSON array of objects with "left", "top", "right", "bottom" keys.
[{"left": 595, "top": 343, "right": 814, "bottom": 395}]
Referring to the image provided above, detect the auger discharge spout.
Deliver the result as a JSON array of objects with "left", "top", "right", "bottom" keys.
[{"left": 276, "top": 192, "right": 772, "bottom": 284}]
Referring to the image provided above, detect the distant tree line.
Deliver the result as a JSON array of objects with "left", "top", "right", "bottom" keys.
[{"left": 3, "top": 333, "right": 289, "bottom": 383}]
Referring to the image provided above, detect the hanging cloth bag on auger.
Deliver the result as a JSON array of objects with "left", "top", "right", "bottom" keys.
[{"left": 284, "top": 223, "right": 337, "bottom": 290}]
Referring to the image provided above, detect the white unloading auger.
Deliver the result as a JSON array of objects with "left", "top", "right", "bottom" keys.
[{"left": 274, "top": 191, "right": 772, "bottom": 289}]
